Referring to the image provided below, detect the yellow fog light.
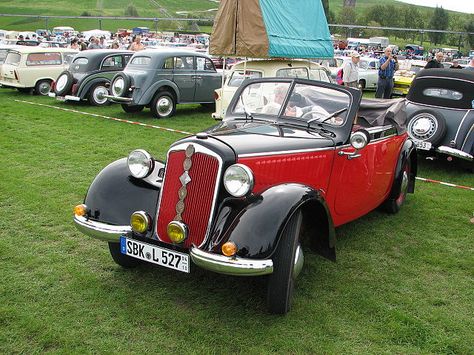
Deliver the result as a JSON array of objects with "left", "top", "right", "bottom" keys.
[
  {"left": 222, "top": 242, "right": 237, "bottom": 257},
  {"left": 130, "top": 211, "right": 150, "bottom": 234},
  {"left": 167, "top": 221, "right": 188, "bottom": 244},
  {"left": 74, "top": 204, "right": 88, "bottom": 217}
]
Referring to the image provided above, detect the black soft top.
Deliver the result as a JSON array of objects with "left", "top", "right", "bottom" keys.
[
  {"left": 407, "top": 68, "right": 474, "bottom": 109},
  {"left": 358, "top": 98, "right": 407, "bottom": 133}
]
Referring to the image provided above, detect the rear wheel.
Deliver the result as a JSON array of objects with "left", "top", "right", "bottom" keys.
[
  {"left": 121, "top": 104, "right": 144, "bottom": 113},
  {"left": 382, "top": 159, "right": 411, "bottom": 214},
  {"left": 151, "top": 91, "right": 176, "bottom": 119},
  {"left": 35, "top": 80, "right": 52, "bottom": 96},
  {"left": 88, "top": 83, "right": 110, "bottom": 106},
  {"left": 108, "top": 242, "right": 141, "bottom": 268},
  {"left": 267, "top": 210, "right": 304, "bottom": 314}
]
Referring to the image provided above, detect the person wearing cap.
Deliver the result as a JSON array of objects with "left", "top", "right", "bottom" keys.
[
  {"left": 450, "top": 60, "right": 463, "bottom": 69},
  {"left": 375, "top": 47, "right": 399, "bottom": 99},
  {"left": 342, "top": 52, "right": 360, "bottom": 89}
]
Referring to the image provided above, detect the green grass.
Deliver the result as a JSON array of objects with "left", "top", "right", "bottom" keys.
[{"left": 0, "top": 88, "right": 473, "bottom": 353}]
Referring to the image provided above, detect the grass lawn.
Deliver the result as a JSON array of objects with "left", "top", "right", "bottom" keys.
[{"left": 0, "top": 88, "right": 473, "bottom": 353}]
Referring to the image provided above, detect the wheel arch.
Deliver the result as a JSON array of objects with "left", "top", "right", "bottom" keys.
[
  {"left": 140, "top": 80, "right": 180, "bottom": 105},
  {"left": 79, "top": 77, "right": 110, "bottom": 99}
]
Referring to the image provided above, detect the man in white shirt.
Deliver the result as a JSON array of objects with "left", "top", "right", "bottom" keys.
[{"left": 342, "top": 52, "right": 360, "bottom": 89}]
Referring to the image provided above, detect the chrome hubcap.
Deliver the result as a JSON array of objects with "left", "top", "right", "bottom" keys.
[
  {"left": 93, "top": 86, "right": 108, "bottom": 104},
  {"left": 112, "top": 78, "right": 124, "bottom": 96},
  {"left": 292, "top": 244, "right": 304, "bottom": 279},
  {"left": 157, "top": 96, "right": 172, "bottom": 116}
]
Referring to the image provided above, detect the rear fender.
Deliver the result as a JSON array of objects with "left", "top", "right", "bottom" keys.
[
  {"left": 78, "top": 77, "right": 110, "bottom": 99},
  {"left": 83, "top": 158, "right": 162, "bottom": 238},
  {"left": 138, "top": 80, "right": 180, "bottom": 105},
  {"left": 208, "top": 183, "right": 336, "bottom": 261}
]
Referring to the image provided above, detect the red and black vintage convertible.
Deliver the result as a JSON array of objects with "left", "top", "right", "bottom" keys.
[{"left": 74, "top": 78, "right": 417, "bottom": 314}]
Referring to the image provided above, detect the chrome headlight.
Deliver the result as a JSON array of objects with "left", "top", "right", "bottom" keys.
[
  {"left": 127, "top": 149, "right": 154, "bottom": 178},
  {"left": 223, "top": 164, "right": 254, "bottom": 197},
  {"left": 112, "top": 77, "right": 125, "bottom": 96}
]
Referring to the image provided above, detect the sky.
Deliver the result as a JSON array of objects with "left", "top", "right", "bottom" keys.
[{"left": 396, "top": 0, "right": 474, "bottom": 14}]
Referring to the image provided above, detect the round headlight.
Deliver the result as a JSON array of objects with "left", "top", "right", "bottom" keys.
[
  {"left": 223, "top": 164, "right": 254, "bottom": 197},
  {"left": 127, "top": 149, "right": 153, "bottom": 178},
  {"left": 167, "top": 221, "right": 188, "bottom": 244},
  {"left": 112, "top": 77, "right": 125, "bottom": 96},
  {"left": 350, "top": 130, "right": 370, "bottom": 150},
  {"left": 130, "top": 211, "right": 150, "bottom": 234}
]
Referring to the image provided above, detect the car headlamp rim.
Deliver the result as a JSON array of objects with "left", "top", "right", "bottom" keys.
[
  {"left": 350, "top": 130, "right": 370, "bottom": 150},
  {"left": 127, "top": 149, "right": 154, "bottom": 179},
  {"left": 130, "top": 211, "right": 151, "bottom": 234},
  {"left": 223, "top": 163, "right": 254, "bottom": 198}
]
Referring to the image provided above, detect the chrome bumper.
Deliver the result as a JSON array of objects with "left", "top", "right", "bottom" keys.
[
  {"left": 190, "top": 247, "right": 273, "bottom": 276},
  {"left": 48, "top": 92, "right": 56, "bottom": 98},
  {"left": 436, "top": 146, "right": 473, "bottom": 162},
  {"left": 65, "top": 95, "right": 81, "bottom": 101},
  {"left": 73, "top": 215, "right": 130, "bottom": 242},
  {"left": 103, "top": 94, "right": 133, "bottom": 103}
]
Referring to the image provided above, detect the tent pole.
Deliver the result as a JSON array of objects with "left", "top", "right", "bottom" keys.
[{"left": 221, "top": 57, "right": 226, "bottom": 89}]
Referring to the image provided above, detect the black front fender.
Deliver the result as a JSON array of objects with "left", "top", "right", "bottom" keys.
[
  {"left": 83, "top": 158, "right": 160, "bottom": 237},
  {"left": 208, "top": 183, "right": 336, "bottom": 261}
]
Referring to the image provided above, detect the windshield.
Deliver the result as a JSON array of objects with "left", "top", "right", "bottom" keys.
[{"left": 233, "top": 81, "right": 350, "bottom": 126}]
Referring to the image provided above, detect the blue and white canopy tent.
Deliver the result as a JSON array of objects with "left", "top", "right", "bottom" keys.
[{"left": 209, "top": 0, "right": 334, "bottom": 59}]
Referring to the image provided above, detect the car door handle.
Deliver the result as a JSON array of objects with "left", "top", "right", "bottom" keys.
[{"left": 338, "top": 150, "right": 362, "bottom": 160}]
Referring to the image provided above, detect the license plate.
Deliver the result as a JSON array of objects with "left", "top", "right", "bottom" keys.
[
  {"left": 414, "top": 140, "right": 432, "bottom": 151},
  {"left": 120, "top": 236, "right": 190, "bottom": 273}
]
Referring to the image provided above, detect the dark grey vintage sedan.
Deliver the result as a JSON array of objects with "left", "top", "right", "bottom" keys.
[
  {"left": 49, "top": 49, "right": 133, "bottom": 106},
  {"left": 406, "top": 69, "right": 474, "bottom": 170},
  {"left": 105, "top": 49, "right": 222, "bottom": 118}
]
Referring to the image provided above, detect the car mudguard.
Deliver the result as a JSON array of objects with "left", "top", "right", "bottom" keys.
[
  {"left": 207, "top": 183, "right": 336, "bottom": 261},
  {"left": 83, "top": 158, "right": 161, "bottom": 239},
  {"left": 136, "top": 79, "right": 180, "bottom": 105},
  {"left": 388, "top": 138, "right": 417, "bottom": 199},
  {"left": 78, "top": 76, "right": 111, "bottom": 99}
]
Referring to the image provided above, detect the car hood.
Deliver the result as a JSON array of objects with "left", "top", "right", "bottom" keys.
[{"left": 206, "top": 121, "right": 335, "bottom": 157}]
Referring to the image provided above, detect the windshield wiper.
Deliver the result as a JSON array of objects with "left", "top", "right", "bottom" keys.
[
  {"left": 307, "top": 107, "right": 348, "bottom": 128},
  {"left": 276, "top": 120, "right": 336, "bottom": 138}
]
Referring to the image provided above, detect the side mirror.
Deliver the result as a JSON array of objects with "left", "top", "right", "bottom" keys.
[{"left": 339, "top": 129, "right": 370, "bottom": 160}]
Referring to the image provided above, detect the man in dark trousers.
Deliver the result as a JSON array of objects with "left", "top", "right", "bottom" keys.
[
  {"left": 425, "top": 52, "right": 444, "bottom": 69},
  {"left": 375, "top": 47, "right": 398, "bottom": 99}
]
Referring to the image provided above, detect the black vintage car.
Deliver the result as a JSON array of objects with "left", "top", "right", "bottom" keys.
[
  {"left": 74, "top": 78, "right": 417, "bottom": 314},
  {"left": 406, "top": 69, "right": 474, "bottom": 169},
  {"left": 104, "top": 49, "right": 222, "bottom": 117},
  {"left": 49, "top": 49, "right": 133, "bottom": 106}
]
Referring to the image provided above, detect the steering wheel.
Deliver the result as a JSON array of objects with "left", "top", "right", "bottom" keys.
[{"left": 301, "top": 105, "right": 329, "bottom": 120}]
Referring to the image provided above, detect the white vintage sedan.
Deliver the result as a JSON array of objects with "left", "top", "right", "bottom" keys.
[
  {"left": 212, "top": 59, "right": 332, "bottom": 119},
  {"left": 325, "top": 56, "right": 379, "bottom": 90}
]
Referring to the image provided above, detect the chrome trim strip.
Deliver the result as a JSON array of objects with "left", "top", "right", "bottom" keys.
[
  {"left": 453, "top": 111, "right": 471, "bottom": 145},
  {"left": 436, "top": 146, "right": 473, "bottom": 161},
  {"left": 155, "top": 142, "right": 224, "bottom": 248},
  {"left": 238, "top": 146, "right": 335, "bottom": 158},
  {"left": 461, "top": 125, "right": 474, "bottom": 151},
  {"left": 73, "top": 215, "right": 130, "bottom": 242},
  {"left": 103, "top": 94, "right": 133, "bottom": 102},
  {"left": 365, "top": 125, "right": 394, "bottom": 135},
  {"left": 64, "top": 95, "right": 81, "bottom": 101},
  {"left": 190, "top": 247, "right": 273, "bottom": 276},
  {"left": 406, "top": 100, "right": 472, "bottom": 112}
]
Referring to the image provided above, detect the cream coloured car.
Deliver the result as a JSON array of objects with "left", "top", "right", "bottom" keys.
[
  {"left": 0, "top": 46, "right": 77, "bottom": 95},
  {"left": 212, "top": 59, "right": 331, "bottom": 119}
]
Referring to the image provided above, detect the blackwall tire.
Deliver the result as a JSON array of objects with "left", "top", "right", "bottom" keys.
[
  {"left": 382, "top": 158, "right": 411, "bottom": 214},
  {"left": 407, "top": 110, "right": 447, "bottom": 146},
  {"left": 110, "top": 73, "right": 131, "bottom": 98},
  {"left": 35, "top": 80, "right": 52, "bottom": 96},
  {"left": 88, "top": 83, "right": 110, "bottom": 106},
  {"left": 267, "top": 210, "right": 303, "bottom": 315},
  {"left": 108, "top": 242, "right": 141, "bottom": 268}
]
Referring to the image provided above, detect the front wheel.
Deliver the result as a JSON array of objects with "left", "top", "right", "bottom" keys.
[
  {"left": 151, "top": 91, "right": 176, "bottom": 118},
  {"left": 121, "top": 104, "right": 144, "bottom": 113},
  {"left": 382, "top": 159, "right": 411, "bottom": 214},
  {"left": 35, "top": 80, "right": 52, "bottom": 96},
  {"left": 267, "top": 210, "right": 304, "bottom": 314},
  {"left": 108, "top": 242, "right": 141, "bottom": 268},
  {"left": 88, "top": 83, "right": 110, "bottom": 106}
]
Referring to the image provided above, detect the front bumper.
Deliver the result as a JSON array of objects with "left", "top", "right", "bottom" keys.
[
  {"left": 48, "top": 92, "right": 81, "bottom": 101},
  {"left": 436, "top": 146, "right": 473, "bottom": 162},
  {"left": 103, "top": 94, "right": 133, "bottom": 103},
  {"left": 190, "top": 247, "right": 273, "bottom": 276},
  {"left": 74, "top": 215, "right": 130, "bottom": 242},
  {"left": 74, "top": 214, "right": 274, "bottom": 276}
]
